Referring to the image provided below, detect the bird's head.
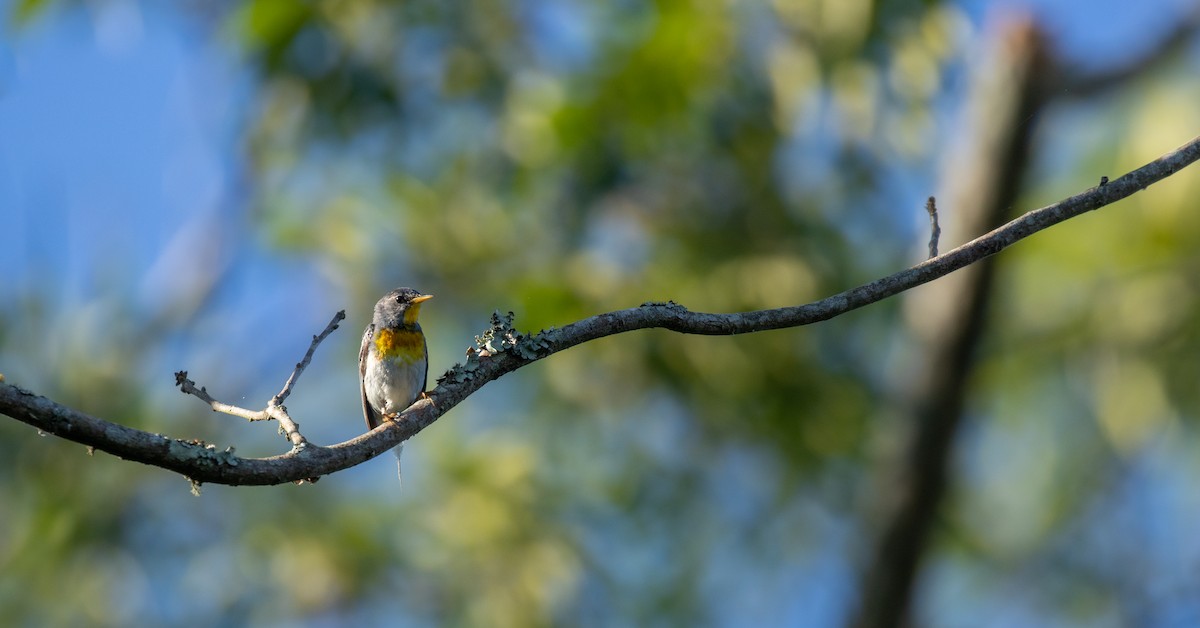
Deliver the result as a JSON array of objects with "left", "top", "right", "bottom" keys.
[{"left": 373, "top": 287, "right": 432, "bottom": 329}]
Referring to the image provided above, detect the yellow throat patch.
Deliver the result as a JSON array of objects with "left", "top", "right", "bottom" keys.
[{"left": 374, "top": 327, "right": 425, "bottom": 363}]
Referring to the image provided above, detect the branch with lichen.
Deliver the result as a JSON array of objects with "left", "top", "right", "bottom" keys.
[{"left": 1, "top": 134, "right": 1199, "bottom": 487}]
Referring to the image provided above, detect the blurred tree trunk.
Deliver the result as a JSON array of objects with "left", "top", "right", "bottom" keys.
[{"left": 853, "top": 16, "right": 1049, "bottom": 628}]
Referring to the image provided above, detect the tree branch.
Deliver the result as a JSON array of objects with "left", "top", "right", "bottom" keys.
[
  {"left": 1, "top": 133, "right": 1198, "bottom": 486},
  {"left": 171, "top": 310, "right": 347, "bottom": 452}
]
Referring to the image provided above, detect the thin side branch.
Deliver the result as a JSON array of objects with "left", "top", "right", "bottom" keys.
[
  {"left": 1, "top": 135, "right": 1199, "bottom": 485},
  {"left": 172, "top": 311, "right": 345, "bottom": 450},
  {"left": 272, "top": 310, "right": 346, "bottom": 407},
  {"left": 925, "top": 196, "right": 941, "bottom": 259},
  {"left": 174, "top": 371, "right": 269, "bottom": 421}
]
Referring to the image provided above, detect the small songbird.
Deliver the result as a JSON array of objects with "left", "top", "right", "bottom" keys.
[{"left": 359, "top": 287, "right": 432, "bottom": 484}]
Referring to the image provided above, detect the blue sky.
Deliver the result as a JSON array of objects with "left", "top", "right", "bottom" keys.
[
  {"left": 0, "top": 3, "right": 346, "bottom": 415},
  {"left": 2, "top": 4, "right": 239, "bottom": 295}
]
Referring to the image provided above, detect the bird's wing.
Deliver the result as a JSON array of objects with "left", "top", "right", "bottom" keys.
[
  {"left": 421, "top": 332, "right": 429, "bottom": 396},
  {"left": 360, "top": 323, "right": 383, "bottom": 431}
]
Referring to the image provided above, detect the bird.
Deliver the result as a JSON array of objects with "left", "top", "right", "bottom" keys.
[{"left": 359, "top": 287, "right": 432, "bottom": 485}]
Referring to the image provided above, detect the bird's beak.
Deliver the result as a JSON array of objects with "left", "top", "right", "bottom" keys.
[{"left": 404, "top": 294, "right": 433, "bottom": 326}]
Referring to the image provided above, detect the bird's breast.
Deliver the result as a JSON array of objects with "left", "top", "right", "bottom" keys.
[{"left": 374, "top": 327, "right": 426, "bottom": 363}]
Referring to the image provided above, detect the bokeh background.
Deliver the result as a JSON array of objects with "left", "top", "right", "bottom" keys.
[{"left": 2, "top": 0, "right": 1200, "bottom": 625}]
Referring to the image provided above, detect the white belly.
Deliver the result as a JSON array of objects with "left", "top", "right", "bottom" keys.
[{"left": 364, "top": 356, "right": 423, "bottom": 416}]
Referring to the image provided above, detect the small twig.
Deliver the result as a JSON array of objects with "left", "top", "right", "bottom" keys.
[
  {"left": 925, "top": 196, "right": 941, "bottom": 259},
  {"left": 174, "top": 311, "right": 345, "bottom": 451},
  {"left": 174, "top": 371, "right": 267, "bottom": 421},
  {"left": 271, "top": 310, "right": 345, "bottom": 407}
]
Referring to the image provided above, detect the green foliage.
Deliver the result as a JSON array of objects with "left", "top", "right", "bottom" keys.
[
  {"left": 6, "top": 0, "right": 1200, "bottom": 625},
  {"left": 218, "top": 1, "right": 964, "bottom": 622},
  {"left": 235, "top": 0, "right": 313, "bottom": 55},
  {"left": 8, "top": 0, "right": 49, "bottom": 26}
]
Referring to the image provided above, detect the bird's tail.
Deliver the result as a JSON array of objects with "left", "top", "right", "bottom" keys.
[{"left": 392, "top": 443, "right": 405, "bottom": 488}]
